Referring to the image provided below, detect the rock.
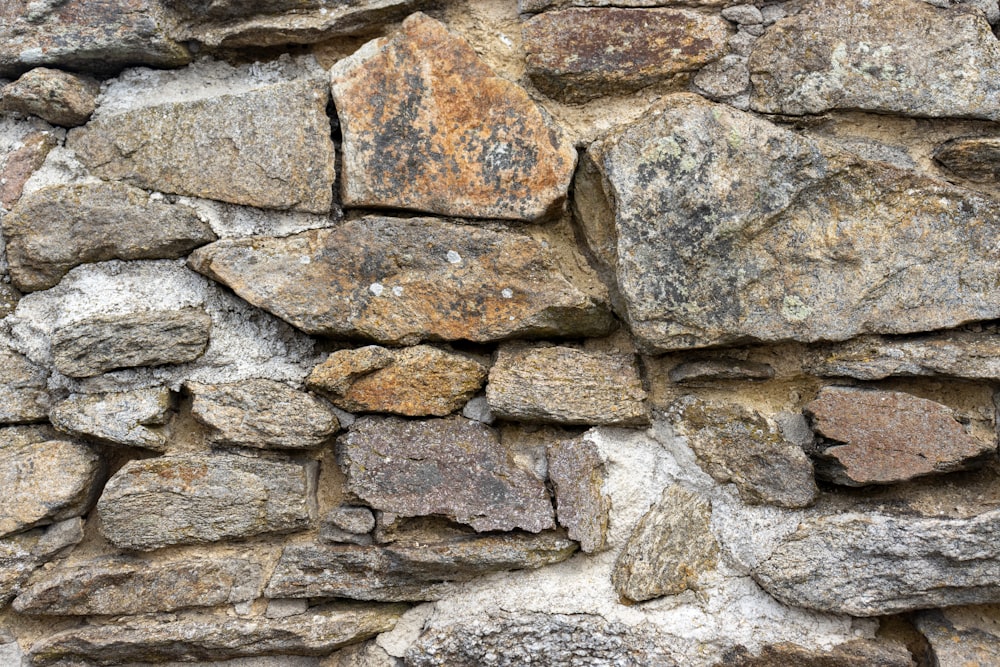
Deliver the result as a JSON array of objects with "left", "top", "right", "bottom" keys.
[
  {"left": 721, "top": 5, "right": 763, "bottom": 24},
  {"left": 51, "top": 307, "right": 212, "bottom": 378},
  {"left": 576, "top": 93, "right": 1000, "bottom": 352},
  {"left": 0, "top": 68, "right": 98, "bottom": 126},
  {"left": 669, "top": 398, "right": 818, "bottom": 508},
  {"left": 0, "top": 518, "right": 85, "bottom": 606},
  {"left": 520, "top": 0, "right": 744, "bottom": 11},
  {"left": 547, "top": 434, "right": 609, "bottom": 552},
  {"left": 668, "top": 358, "right": 774, "bottom": 384},
  {"left": 307, "top": 345, "right": 487, "bottom": 417},
  {"left": 324, "top": 640, "right": 396, "bottom": 667},
  {"left": 97, "top": 452, "right": 317, "bottom": 550},
  {"left": 692, "top": 55, "right": 750, "bottom": 101},
  {"left": 717, "top": 640, "right": 916, "bottom": 667},
  {"left": 338, "top": 416, "right": 554, "bottom": 533},
  {"left": 0, "top": 339, "right": 49, "bottom": 424},
  {"left": 0, "top": 284, "right": 18, "bottom": 317},
  {"left": 522, "top": 8, "right": 730, "bottom": 103},
  {"left": 330, "top": 13, "right": 576, "bottom": 222},
  {"left": 0, "top": 636, "right": 23, "bottom": 666},
  {"left": 485, "top": 344, "right": 648, "bottom": 426},
  {"left": 3, "top": 182, "right": 216, "bottom": 291},
  {"left": 49, "top": 388, "right": 174, "bottom": 451},
  {"left": 320, "top": 506, "right": 376, "bottom": 546},
  {"left": 462, "top": 395, "right": 494, "bottom": 424},
  {"left": 187, "top": 378, "right": 339, "bottom": 450},
  {"left": 265, "top": 532, "right": 577, "bottom": 601},
  {"left": 29, "top": 602, "right": 407, "bottom": 665},
  {"left": 188, "top": 216, "right": 612, "bottom": 344},
  {"left": 267, "top": 598, "right": 309, "bottom": 619},
  {"left": 0, "top": 423, "right": 62, "bottom": 450},
  {"left": 914, "top": 606, "right": 1000, "bottom": 667},
  {"left": 0, "top": 0, "right": 190, "bottom": 77},
  {"left": 748, "top": 0, "right": 1000, "bottom": 119},
  {"left": 0, "top": 129, "right": 57, "bottom": 209},
  {"left": 804, "top": 387, "right": 996, "bottom": 486},
  {"left": 13, "top": 556, "right": 263, "bottom": 615},
  {"left": 934, "top": 136, "right": 1000, "bottom": 182},
  {"left": 612, "top": 484, "right": 718, "bottom": 603}
]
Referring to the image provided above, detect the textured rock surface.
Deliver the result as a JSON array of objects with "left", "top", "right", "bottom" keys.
[
  {"left": 330, "top": 13, "right": 576, "bottom": 221},
  {"left": 547, "top": 435, "right": 609, "bottom": 552},
  {"left": 0, "top": 127, "right": 56, "bottom": 209},
  {"left": 0, "top": 340, "right": 49, "bottom": 423},
  {"left": 188, "top": 378, "right": 339, "bottom": 449},
  {"left": 0, "top": 68, "right": 98, "bottom": 126},
  {"left": 914, "top": 606, "right": 1000, "bottom": 667},
  {"left": 339, "top": 416, "right": 554, "bottom": 533},
  {"left": 320, "top": 505, "right": 376, "bottom": 545},
  {"left": 804, "top": 387, "right": 995, "bottom": 486},
  {"left": 49, "top": 388, "right": 174, "bottom": 451},
  {"left": 934, "top": 137, "right": 1000, "bottom": 182},
  {"left": 98, "top": 452, "right": 317, "bottom": 550},
  {"left": 717, "top": 640, "right": 916, "bottom": 667},
  {"left": 188, "top": 217, "right": 612, "bottom": 344},
  {"left": 486, "top": 343, "right": 647, "bottom": 426},
  {"left": 0, "top": 518, "right": 84, "bottom": 606},
  {"left": 307, "top": 345, "right": 487, "bottom": 417},
  {"left": 668, "top": 358, "right": 774, "bottom": 384}
]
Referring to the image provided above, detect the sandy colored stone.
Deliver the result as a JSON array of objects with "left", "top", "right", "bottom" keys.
[
  {"left": 717, "top": 640, "right": 916, "bottom": 667},
  {"left": 804, "top": 387, "right": 996, "bottom": 486},
  {"left": 188, "top": 217, "right": 612, "bottom": 344},
  {"left": 0, "top": 340, "right": 49, "bottom": 424},
  {"left": 0, "top": 130, "right": 56, "bottom": 209},
  {"left": 0, "top": 518, "right": 84, "bottom": 606},
  {"left": 914, "top": 606, "right": 1000, "bottom": 667},
  {"left": 520, "top": 0, "right": 743, "bottom": 11},
  {"left": 934, "top": 136, "right": 1000, "bottom": 182},
  {"left": 0, "top": 68, "right": 98, "bottom": 126},
  {"left": 330, "top": 13, "right": 576, "bottom": 222},
  {"left": 49, "top": 388, "right": 174, "bottom": 451},
  {"left": 188, "top": 378, "right": 340, "bottom": 449},
  {"left": 668, "top": 358, "right": 774, "bottom": 384},
  {"left": 547, "top": 435, "right": 609, "bottom": 552},
  {"left": 524, "top": 8, "right": 730, "bottom": 102},
  {"left": 0, "top": 284, "right": 20, "bottom": 318}
]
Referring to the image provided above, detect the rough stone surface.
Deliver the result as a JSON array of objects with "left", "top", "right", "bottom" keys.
[
  {"left": 330, "top": 13, "right": 576, "bottom": 222},
  {"left": 577, "top": 93, "right": 1000, "bottom": 352},
  {"left": 0, "top": 68, "right": 98, "bottom": 126},
  {"left": 0, "top": 128, "right": 57, "bottom": 209},
  {"left": 547, "top": 435, "right": 609, "bottom": 553},
  {"left": 188, "top": 378, "right": 340, "bottom": 449},
  {"left": 668, "top": 358, "right": 774, "bottom": 384},
  {"left": 320, "top": 505, "right": 376, "bottom": 545},
  {"left": 188, "top": 217, "right": 612, "bottom": 344},
  {"left": 307, "top": 345, "right": 487, "bottom": 417},
  {"left": 97, "top": 452, "right": 317, "bottom": 550},
  {"left": 717, "top": 640, "right": 916, "bottom": 667},
  {"left": 523, "top": 8, "right": 730, "bottom": 103},
  {"left": 692, "top": 54, "right": 750, "bottom": 101},
  {"left": 0, "top": 339, "right": 49, "bottom": 423},
  {"left": 934, "top": 136, "right": 1000, "bottom": 182},
  {"left": 749, "top": 0, "right": 1000, "bottom": 119},
  {"left": 338, "top": 416, "right": 554, "bottom": 533},
  {"left": 49, "top": 388, "right": 174, "bottom": 451},
  {"left": 51, "top": 306, "right": 212, "bottom": 378},
  {"left": 3, "top": 181, "right": 216, "bottom": 291},
  {"left": 914, "top": 606, "right": 1000, "bottom": 667},
  {"left": 0, "top": 518, "right": 84, "bottom": 606},
  {"left": 804, "top": 387, "right": 996, "bottom": 486},
  {"left": 486, "top": 343, "right": 647, "bottom": 426}
]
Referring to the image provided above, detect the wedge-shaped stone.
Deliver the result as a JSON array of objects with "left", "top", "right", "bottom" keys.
[
  {"left": 50, "top": 388, "right": 174, "bottom": 451},
  {"left": 188, "top": 378, "right": 339, "bottom": 449},
  {"left": 330, "top": 13, "right": 576, "bottom": 221},
  {"left": 668, "top": 358, "right": 774, "bottom": 384},
  {"left": 576, "top": 93, "right": 1000, "bottom": 351},
  {"left": 914, "top": 606, "right": 1000, "bottom": 667},
  {"left": 935, "top": 137, "right": 1000, "bottom": 182},
  {"left": 547, "top": 435, "right": 609, "bottom": 552},
  {"left": 3, "top": 182, "right": 216, "bottom": 292},
  {"left": 0, "top": 340, "right": 49, "bottom": 424},
  {"left": 749, "top": 0, "right": 1000, "bottom": 119},
  {"left": 718, "top": 640, "right": 916, "bottom": 667},
  {"left": 98, "top": 452, "right": 317, "bottom": 550},
  {"left": 13, "top": 556, "right": 263, "bottom": 615},
  {"left": 0, "top": 128, "right": 56, "bottom": 210},
  {"left": 29, "top": 602, "right": 407, "bottom": 665},
  {"left": 188, "top": 217, "right": 612, "bottom": 344},
  {"left": 0, "top": 68, "right": 98, "bottom": 127},
  {"left": 265, "top": 532, "right": 577, "bottom": 601},
  {"left": 0, "top": 518, "right": 84, "bottom": 606},
  {"left": 339, "top": 416, "right": 554, "bottom": 533}
]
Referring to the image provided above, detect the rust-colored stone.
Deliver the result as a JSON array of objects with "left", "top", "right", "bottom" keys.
[
  {"left": 1, "top": 68, "right": 98, "bottom": 127},
  {"left": 0, "top": 132, "right": 57, "bottom": 209}
]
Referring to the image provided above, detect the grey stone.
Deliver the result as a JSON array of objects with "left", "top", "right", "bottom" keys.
[
  {"left": 914, "top": 606, "right": 1000, "bottom": 667},
  {"left": 461, "top": 396, "right": 495, "bottom": 425},
  {"left": 692, "top": 55, "right": 750, "bottom": 100},
  {"left": 727, "top": 30, "right": 758, "bottom": 57},
  {"left": 759, "top": 4, "right": 787, "bottom": 24},
  {"left": 266, "top": 598, "right": 309, "bottom": 619},
  {"left": 935, "top": 136, "right": 1000, "bottom": 182},
  {"left": 668, "top": 358, "right": 774, "bottom": 384},
  {"left": 0, "top": 284, "right": 19, "bottom": 318},
  {"left": 324, "top": 640, "right": 397, "bottom": 667},
  {"left": 49, "top": 387, "right": 174, "bottom": 451},
  {"left": 0, "top": 518, "right": 84, "bottom": 606},
  {"left": 98, "top": 452, "right": 317, "bottom": 550},
  {"left": 320, "top": 506, "right": 376, "bottom": 546},
  {"left": 717, "top": 640, "right": 916, "bottom": 667},
  {"left": 0, "top": 339, "right": 49, "bottom": 424},
  {"left": 51, "top": 307, "right": 212, "bottom": 378},
  {"left": 547, "top": 435, "right": 609, "bottom": 553},
  {"left": 0, "top": 67, "right": 98, "bottom": 127},
  {"left": 721, "top": 5, "right": 763, "bottom": 24},
  {"left": 0, "top": 638, "right": 22, "bottom": 667}
]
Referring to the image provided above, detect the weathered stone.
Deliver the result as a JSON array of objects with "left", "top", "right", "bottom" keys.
[
  {"left": 576, "top": 93, "right": 1000, "bottom": 352},
  {"left": 307, "top": 345, "right": 487, "bottom": 417},
  {"left": 670, "top": 397, "right": 818, "bottom": 508},
  {"left": 0, "top": 424, "right": 61, "bottom": 450},
  {"left": 0, "top": 68, "right": 98, "bottom": 126},
  {"left": 721, "top": 5, "right": 763, "bottom": 24},
  {"left": 520, "top": 0, "right": 744, "bottom": 12},
  {"left": 320, "top": 506, "right": 376, "bottom": 546},
  {"left": 0, "top": 284, "right": 19, "bottom": 318},
  {"left": 29, "top": 603, "right": 407, "bottom": 665},
  {"left": 0, "top": 129, "right": 56, "bottom": 209},
  {"left": 914, "top": 606, "right": 1000, "bottom": 667},
  {"left": 692, "top": 55, "right": 750, "bottom": 101},
  {"left": 0, "top": 518, "right": 85, "bottom": 606},
  {"left": 523, "top": 8, "right": 730, "bottom": 103},
  {"left": 188, "top": 217, "right": 612, "bottom": 344},
  {"left": 68, "top": 77, "right": 335, "bottom": 213},
  {"left": 748, "top": 0, "right": 1000, "bottom": 119},
  {"left": 13, "top": 556, "right": 263, "bottom": 615},
  {"left": 462, "top": 395, "right": 494, "bottom": 424},
  {"left": 612, "top": 484, "right": 718, "bottom": 603},
  {"left": 0, "top": 0, "right": 190, "bottom": 77},
  {"left": 668, "top": 358, "right": 774, "bottom": 384},
  {"left": 338, "top": 416, "right": 554, "bottom": 533},
  {"left": 330, "top": 13, "right": 576, "bottom": 222},
  {"left": 486, "top": 343, "right": 647, "bottom": 426},
  {"left": 0, "top": 439, "right": 102, "bottom": 538},
  {"left": 804, "top": 387, "right": 996, "bottom": 486},
  {"left": 3, "top": 182, "right": 216, "bottom": 291},
  {"left": 934, "top": 136, "right": 1000, "bottom": 182},
  {"left": 49, "top": 388, "right": 174, "bottom": 451},
  {"left": 547, "top": 435, "right": 609, "bottom": 552},
  {"left": 266, "top": 598, "right": 309, "bottom": 619},
  {"left": 0, "top": 340, "right": 49, "bottom": 423},
  {"left": 97, "top": 452, "right": 317, "bottom": 550},
  {"left": 188, "top": 378, "right": 339, "bottom": 450},
  {"left": 265, "top": 532, "right": 577, "bottom": 601},
  {"left": 717, "top": 640, "right": 916, "bottom": 667},
  {"left": 51, "top": 307, "right": 212, "bottom": 378}
]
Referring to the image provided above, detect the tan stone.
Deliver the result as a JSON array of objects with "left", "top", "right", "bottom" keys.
[
  {"left": 0, "top": 131, "right": 57, "bottom": 209},
  {"left": 934, "top": 136, "right": 1000, "bottom": 182},
  {"left": 0, "top": 68, "right": 98, "bottom": 127},
  {"left": 914, "top": 606, "right": 1000, "bottom": 667},
  {"left": 49, "top": 388, "right": 174, "bottom": 451},
  {"left": 0, "top": 340, "right": 49, "bottom": 424},
  {"left": 547, "top": 434, "right": 609, "bottom": 552},
  {"left": 717, "top": 640, "right": 916, "bottom": 667}
]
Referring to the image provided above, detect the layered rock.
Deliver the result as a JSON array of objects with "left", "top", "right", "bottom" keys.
[
  {"left": 0, "top": 518, "right": 84, "bottom": 606},
  {"left": 547, "top": 434, "right": 609, "bottom": 552},
  {"left": 0, "top": 128, "right": 56, "bottom": 210},
  {"left": 914, "top": 606, "right": 1000, "bottom": 667},
  {"left": 0, "top": 340, "right": 49, "bottom": 423},
  {"left": 717, "top": 640, "right": 916, "bottom": 667},
  {"left": 935, "top": 137, "right": 1000, "bottom": 182},
  {"left": 667, "top": 358, "right": 774, "bottom": 384},
  {"left": 49, "top": 388, "right": 174, "bottom": 451},
  {"left": 0, "top": 68, "right": 98, "bottom": 127}
]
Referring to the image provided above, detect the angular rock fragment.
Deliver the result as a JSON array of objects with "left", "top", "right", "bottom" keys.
[
  {"left": 692, "top": 54, "right": 750, "bottom": 103},
  {"left": 98, "top": 452, "right": 317, "bottom": 550},
  {"left": 0, "top": 519, "right": 85, "bottom": 606},
  {"left": 547, "top": 435, "right": 609, "bottom": 552},
  {"left": 576, "top": 93, "right": 1000, "bottom": 351},
  {"left": 330, "top": 13, "right": 576, "bottom": 221},
  {"left": 0, "top": 68, "right": 98, "bottom": 127},
  {"left": 188, "top": 378, "right": 339, "bottom": 449},
  {"left": 718, "top": 640, "right": 916, "bottom": 667},
  {"left": 51, "top": 307, "right": 212, "bottom": 378},
  {"left": 0, "top": 129, "right": 56, "bottom": 210},
  {"left": 307, "top": 345, "right": 487, "bottom": 417},
  {"left": 486, "top": 343, "right": 647, "bottom": 426},
  {"left": 523, "top": 8, "right": 730, "bottom": 102},
  {"left": 804, "top": 387, "right": 995, "bottom": 486},
  {"left": 0, "top": 340, "right": 49, "bottom": 423},
  {"left": 339, "top": 416, "right": 554, "bottom": 533},
  {"left": 49, "top": 388, "right": 174, "bottom": 451},
  {"left": 0, "top": 284, "right": 18, "bottom": 318},
  {"left": 749, "top": 0, "right": 1000, "bottom": 119},
  {"left": 320, "top": 505, "right": 376, "bottom": 546},
  {"left": 188, "top": 217, "right": 612, "bottom": 344},
  {"left": 914, "top": 606, "right": 1000, "bottom": 667},
  {"left": 3, "top": 182, "right": 216, "bottom": 291},
  {"left": 934, "top": 136, "right": 1000, "bottom": 182},
  {"left": 668, "top": 358, "right": 774, "bottom": 384}
]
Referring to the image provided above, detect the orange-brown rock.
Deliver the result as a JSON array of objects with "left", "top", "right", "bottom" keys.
[
  {"left": 0, "top": 131, "right": 57, "bottom": 209},
  {"left": 330, "top": 13, "right": 577, "bottom": 222},
  {"left": 1, "top": 68, "right": 98, "bottom": 127},
  {"left": 717, "top": 640, "right": 916, "bottom": 667}
]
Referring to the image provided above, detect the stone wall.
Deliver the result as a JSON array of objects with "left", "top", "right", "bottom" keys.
[{"left": 2, "top": 0, "right": 1000, "bottom": 665}]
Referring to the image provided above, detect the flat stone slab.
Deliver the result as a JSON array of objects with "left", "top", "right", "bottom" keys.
[
  {"left": 935, "top": 136, "right": 1000, "bottom": 182},
  {"left": 49, "top": 388, "right": 174, "bottom": 451},
  {"left": 717, "top": 640, "right": 916, "bottom": 667},
  {"left": 547, "top": 434, "right": 609, "bottom": 552},
  {"left": 0, "top": 518, "right": 85, "bottom": 606},
  {"left": 188, "top": 216, "right": 612, "bottom": 344},
  {"left": 0, "top": 340, "right": 49, "bottom": 424},
  {"left": 0, "top": 67, "right": 98, "bottom": 127},
  {"left": 330, "top": 13, "right": 576, "bottom": 221},
  {"left": 668, "top": 358, "right": 774, "bottom": 384}
]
